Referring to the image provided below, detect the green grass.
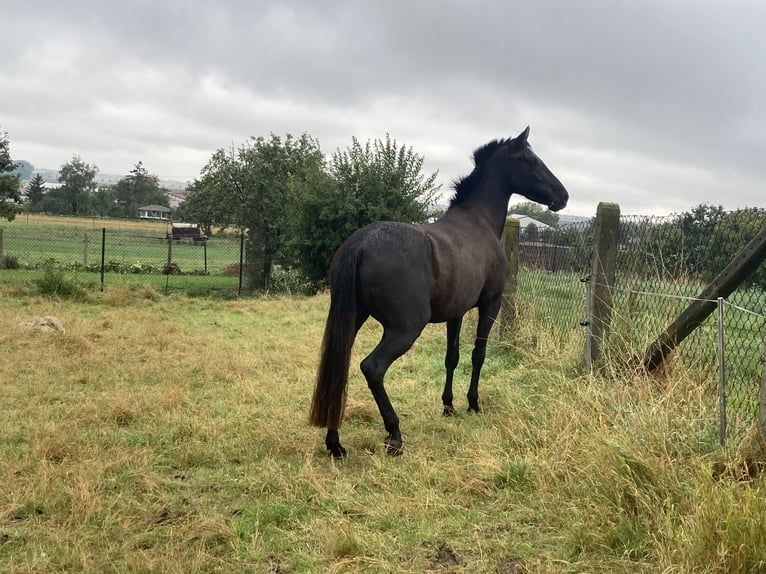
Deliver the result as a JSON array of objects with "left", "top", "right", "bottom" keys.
[
  {"left": 1, "top": 287, "right": 765, "bottom": 572},
  {"left": 0, "top": 215, "right": 244, "bottom": 296},
  {"left": 1, "top": 215, "right": 241, "bottom": 274},
  {"left": 517, "top": 267, "right": 766, "bottom": 434}
]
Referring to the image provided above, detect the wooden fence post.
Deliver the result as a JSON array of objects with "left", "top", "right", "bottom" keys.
[
  {"left": 590, "top": 202, "right": 621, "bottom": 364},
  {"left": 501, "top": 217, "right": 521, "bottom": 332},
  {"left": 643, "top": 225, "right": 766, "bottom": 371}
]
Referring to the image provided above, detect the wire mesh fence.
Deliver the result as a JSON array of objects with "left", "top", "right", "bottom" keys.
[
  {"left": 513, "top": 209, "right": 766, "bottom": 443},
  {"left": 0, "top": 222, "right": 245, "bottom": 297},
  {"left": 3, "top": 211, "right": 765, "bottom": 441}
]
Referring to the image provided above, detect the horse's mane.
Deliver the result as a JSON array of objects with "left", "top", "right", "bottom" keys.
[{"left": 449, "top": 138, "right": 513, "bottom": 207}]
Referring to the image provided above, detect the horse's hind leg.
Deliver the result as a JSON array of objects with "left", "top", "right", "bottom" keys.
[
  {"left": 324, "top": 310, "right": 369, "bottom": 459},
  {"left": 361, "top": 327, "right": 422, "bottom": 455},
  {"left": 441, "top": 317, "right": 463, "bottom": 416},
  {"left": 324, "top": 429, "right": 345, "bottom": 458},
  {"left": 467, "top": 298, "right": 502, "bottom": 412}
]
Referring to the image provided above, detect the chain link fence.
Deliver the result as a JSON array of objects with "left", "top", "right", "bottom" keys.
[
  {"left": 3, "top": 212, "right": 765, "bottom": 440},
  {"left": 513, "top": 209, "right": 766, "bottom": 442},
  {"left": 0, "top": 223, "right": 245, "bottom": 297}
]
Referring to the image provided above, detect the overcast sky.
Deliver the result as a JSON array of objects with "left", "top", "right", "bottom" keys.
[{"left": 2, "top": 0, "right": 764, "bottom": 216}]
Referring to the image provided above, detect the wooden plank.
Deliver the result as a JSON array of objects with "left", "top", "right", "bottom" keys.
[{"left": 643, "top": 225, "right": 766, "bottom": 371}]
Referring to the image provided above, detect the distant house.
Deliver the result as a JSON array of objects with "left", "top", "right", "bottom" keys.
[
  {"left": 165, "top": 191, "right": 187, "bottom": 209},
  {"left": 508, "top": 214, "right": 552, "bottom": 237},
  {"left": 138, "top": 205, "right": 172, "bottom": 220}
]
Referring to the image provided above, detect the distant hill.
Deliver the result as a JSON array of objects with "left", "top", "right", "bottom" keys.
[{"left": 20, "top": 165, "right": 188, "bottom": 191}]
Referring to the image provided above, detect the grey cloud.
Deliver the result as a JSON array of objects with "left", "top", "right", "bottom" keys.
[{"left": 2, "top": 0, "right": 765, "bottom": 214}]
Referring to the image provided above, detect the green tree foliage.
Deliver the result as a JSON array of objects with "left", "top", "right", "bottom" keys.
[
  {"left": 707, "top": 207, "right": 766, "bottom": 289},
  {"left": 115, "top": 162, "right": 166, "bottom": 217},
  {"left": 90, "top": 186, "right": 122, "bottom": 217},
  {"left": 295, "top": 135, "right": 440, "bottom": 286},
  {"left": 0, "top": 130, "right": 22, "bottom": 221},
  {"left": 53, "top": 155, "right": 98, "bottom": 215},
  {"left": 25, "top": 173, "right": 46, "bottom": 211},
  {"left": 175, "top": 154, "right": 241, "bottom": 236},
  {"left": 238, "top": 134, "right": 327, "bottom": 290},
  {"left": 509, "top": 200, "right": 560, "bottom": 227},
  {"left": 190, "top": 134, "right": 327, "bottom": 290},
  {"left": 184, "top": 132, "right": 440, "bottom": 291},
  {"left": 625, "top": 203, "right": 766, "bottom": 289}
]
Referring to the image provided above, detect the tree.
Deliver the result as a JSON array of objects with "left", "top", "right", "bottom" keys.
[
  {"left": 509, "top": 200, "right": 560, "bottom": 227},
  {"left": 0, "top": 129, "right": 22, "bottom": 221},
  {"left": 90, "top": 186, "right": 122, "bottom": 217},
  {"left": 237, "top": 134, "right": 327, "bottom": 289},
  {"left": 191, "top": 133, "right": 328, "bottom": 289},
  {"left": 295, "top": 135, "right": 440, "bottom": 286},
  {"left": 115, "top": 162, "right": 165, "bottom": 217},
  {"left": 56, "top": 155, "right": 98, "bottom": 215},
  {"left": 676, "top": 203, "right": 726, "bottom": 277},
  {"left": 174, "top": 170, "right": 238, "bottom": 236},
  {"left": 707, "top": 207, "right": 766, "bottom": 288},
  {"left": 25, "top": 173, "right": 46, "bottom": 211}
]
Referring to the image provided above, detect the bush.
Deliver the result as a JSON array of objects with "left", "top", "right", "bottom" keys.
[
  {"left": 0, "top": 254, "right": 19, "bottom": 269},
  {"left": 222, "top": 262, "right": 242, "bottom": 277},
  {"left": 35, "top": 268, "right": 84, "bottom": 299},
  {"left": 267, "top": 265, "right": 313, "bottom": 295}
]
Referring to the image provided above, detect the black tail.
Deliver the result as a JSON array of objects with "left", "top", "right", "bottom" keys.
[{"left": 309, "top": 248, "right": 361, "bottom": 429}]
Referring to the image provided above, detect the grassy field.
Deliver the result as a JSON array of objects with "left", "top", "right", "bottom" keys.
[
  {"left": 1, "top": 214, "right": 243, "bottom": 296},
  {"left": 1, "top": 213, "right": 241, "bottom": 271},
  {"left": 2, "top": 284, "right": 765, "bottom": 572}
]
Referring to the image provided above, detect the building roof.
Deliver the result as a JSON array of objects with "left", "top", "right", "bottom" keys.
[
  {"left": 138, "top": 205, "right": 171, "bottom": 212},
  {"left": 508, "top": 214, "right": 552, "bottom": 230}
]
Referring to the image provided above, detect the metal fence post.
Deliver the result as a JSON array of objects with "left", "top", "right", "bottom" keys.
[
  {"left": 238, "top": 231, "right": 245, "bottom": 296},
  {"left": 717, "top": 297, "right": 727, "bottom": 446},
  {"left": 580, "top": 275, "right": 593, "bottom": 375},
  {"left": 100, "top": 228, "right": 106, "bottom": 292},
  {"left": 759, "top": 331, "right": 766, "bottom": 448}
]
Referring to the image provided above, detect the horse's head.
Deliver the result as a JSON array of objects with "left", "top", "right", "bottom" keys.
[{"left": 499, "top": 127, "right": 569, "bottom": 212}]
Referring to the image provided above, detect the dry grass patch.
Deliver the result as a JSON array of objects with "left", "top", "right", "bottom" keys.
[{"left": 1, "top": 290, "right": 765, "bottom": 572}]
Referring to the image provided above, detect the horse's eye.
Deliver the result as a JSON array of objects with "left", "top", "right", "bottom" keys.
[{"left": 525, "top": 156, "right": 538, "bottom": 165}]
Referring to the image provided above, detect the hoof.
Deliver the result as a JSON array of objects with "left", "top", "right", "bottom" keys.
[
  {"left": 443, "top": 405, "right": 455, "bottom": 417},
  {"left": 328, "top": 444, "right": 347, "bottom": 459},
  {"left": 467, "top": 403, "right": 481, "bottom": 413},
  {"left": 384, "top": 435, "right": 403, "bottom": 456}
]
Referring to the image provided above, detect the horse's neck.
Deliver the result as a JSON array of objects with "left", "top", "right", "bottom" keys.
[
  {"left": 442, "top": 199, "right": 509, "bottom": 239},
  {"left": 453, "top": 189, "right": 511, "bottom": 237}
]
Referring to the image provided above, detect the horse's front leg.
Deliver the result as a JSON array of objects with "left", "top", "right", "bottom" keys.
[
  {"left": 441, "top": 317, "right": 463, "bottom": 416},
  {"left": 467, "top": 299, "right": 501, "bottom": 412}
]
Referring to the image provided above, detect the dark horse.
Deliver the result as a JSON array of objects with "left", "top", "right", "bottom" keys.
[{"left": 309, "top": 127, "right": 568, "bottom": 457}]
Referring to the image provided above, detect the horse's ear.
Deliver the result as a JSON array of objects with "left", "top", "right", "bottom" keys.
[{"left": 516, "top": 126, "right": 530, "bottom": 144}]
